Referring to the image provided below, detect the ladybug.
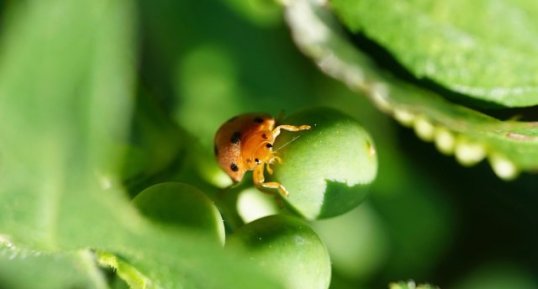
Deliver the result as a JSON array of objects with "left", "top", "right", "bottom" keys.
[{"left": 214, "top": 113, "right": 311, "bottom": 196}]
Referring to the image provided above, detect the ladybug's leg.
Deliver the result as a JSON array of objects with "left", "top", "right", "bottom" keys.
[
  {"left": 253, "top": 164, "right": 289, "bottom": 197},
  {"left": 261, "top": 182, "right": 289, "bottom": 197},
  {"left": 265, "top": 156, "right": 282, "bottom": 175},
  {"left": 266, "top": 163, "right": 274, "bottom": 175},
  {"left": 272, "top": 124, "right": 311, "bottom": 138},
  {"left": 271, "top": 155, "right": 283, "bottom": 164}
]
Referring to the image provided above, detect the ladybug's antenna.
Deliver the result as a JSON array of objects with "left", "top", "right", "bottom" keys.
[{"left": 274, "top": 134, "right": 302, "bottom": 152}]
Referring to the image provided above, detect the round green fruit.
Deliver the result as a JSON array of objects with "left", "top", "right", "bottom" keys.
[
  {"left": 227, "top": 215, "right": 331, "bottom": 289},
  {"left": 133, "top": 182, "right": 225, "bottom": 244},
  {"left": 272, "top": 107, "right": 378, "bottom": 219}
]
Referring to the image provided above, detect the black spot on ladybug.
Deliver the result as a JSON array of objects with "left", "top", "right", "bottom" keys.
[
  {"left": 230, "top": 132, "right": 241, "bottom": 144},
  {"left": 230, "top": 163, "right": 239, "bottom": 172},
  {"left": 261, "top": 133, "right": 268, "bottom": 140},
  {"left": 214, "top": 145, "right": 219, "bottom": 156},
  {"left": 255, "top": 158, "right": 260, "bottom": 164},
  {"left": 266, "top": 143, "right": 273, "bottom": 149},
  {"left": 254, "top": 117, "right": 264, "bottom": 123}
]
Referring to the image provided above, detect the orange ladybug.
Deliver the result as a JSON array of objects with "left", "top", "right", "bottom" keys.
[{"left": 214, "top": 113, "right": 311, "bottom": 196}]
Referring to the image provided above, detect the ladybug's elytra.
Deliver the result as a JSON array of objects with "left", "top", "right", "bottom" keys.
[{"left": 214, "top": 113, "right": 311, "bottom": 196}]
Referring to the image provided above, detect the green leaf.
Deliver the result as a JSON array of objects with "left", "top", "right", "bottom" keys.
[
  {"left": 330, "top": 0, "right": 538, "bottom": 107},
  {"left": 285, "top": 0, "right": 538, "bottom": 177},
  {"left": 0, "top": 249, "right": 108, "bottom": 289},
  {"left": 273, "top": 107, "right": 377, "bottom": 219},
  {"left": 0, "top": 0, "right": 136, "bottom": 250}
]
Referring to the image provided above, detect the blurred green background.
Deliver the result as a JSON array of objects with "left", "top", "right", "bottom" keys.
[{"left": 1, "top": 0, "right": 538, "bottom": 288}]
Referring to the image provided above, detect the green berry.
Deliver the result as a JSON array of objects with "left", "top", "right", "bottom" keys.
[
  {"left": 133, "top": 182, "right": 225, "bottom": 245},
  {"left": 227, "top": 215, "right": 331, "bottom": 289},
  {"left": 272, "top": 107, "right": 377, "bottom": 219}
]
